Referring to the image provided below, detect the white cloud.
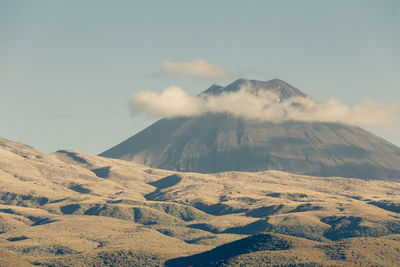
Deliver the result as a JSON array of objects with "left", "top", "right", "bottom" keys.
[
  {"left": 130, "top": 83, "right": 400, "bottom": 133},
  {"left": 131, "top": 86, "right": 203, "bottom": 117},
  {"left": 161, "top": 58, "right": 232, "bottom": 78}
]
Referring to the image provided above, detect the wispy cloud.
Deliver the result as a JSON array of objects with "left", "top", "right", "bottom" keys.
[
  {"left": 131, "top": 82, "right": 400, "bottom": 134},
  {"left": 161, "top": 58, "right": 232, "bottom": 79}
]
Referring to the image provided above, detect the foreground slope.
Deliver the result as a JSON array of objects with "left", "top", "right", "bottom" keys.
[
  {"left": 166, "top": 234, "right": 400, "bottom": 267},
  {"left": 100, "top": 78, "right": 400, "bottom": 181},
  {"left": 1, "top": 138, "right": 400, "bottom": 266}
]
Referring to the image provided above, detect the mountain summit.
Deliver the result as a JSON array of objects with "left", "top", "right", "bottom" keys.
[
  {"left": 100, "top": 79, "right": 400, "bottom": 181},
  {"left": 202, "top": 78, "right": 307, "bottom": 99}
]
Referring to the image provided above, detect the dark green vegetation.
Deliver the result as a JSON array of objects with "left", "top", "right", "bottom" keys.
[{"left": 1, "top": 138, "right": 400, "bottom": 266}]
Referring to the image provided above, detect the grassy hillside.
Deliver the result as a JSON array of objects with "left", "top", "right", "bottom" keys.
[
  {"left": 0, "top": 137, "right": 400, "bottom": 266},
  {"left": 166, "top": 234, "right": 400, "bottom": 266}
]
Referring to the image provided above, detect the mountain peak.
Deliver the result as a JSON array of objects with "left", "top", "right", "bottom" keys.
[
  {"left": 202, "top": 78, "right": 307, "bottom": 99},
  {"left": 101, "top": 78, "right": 400, "bottom": 180}
]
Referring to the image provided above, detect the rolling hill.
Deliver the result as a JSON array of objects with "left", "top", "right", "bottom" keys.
[{"left": 1, "top": 137, "right": 400, "bottom": 266}]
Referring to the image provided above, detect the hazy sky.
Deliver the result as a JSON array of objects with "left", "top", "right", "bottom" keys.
[{"left": 1, "top": 0, "right": 400, "bottom": 154}]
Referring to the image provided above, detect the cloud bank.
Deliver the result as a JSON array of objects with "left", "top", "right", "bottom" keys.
[
  {"left": 131, "top": 84, "right": 400, "bottom": 133},
  {"left": 161, "top": 58, "right": 232, "bottom": 78}
]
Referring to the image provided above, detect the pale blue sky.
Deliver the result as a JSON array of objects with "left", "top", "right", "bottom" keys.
[{"left": 1, "top": 0, "right": 399, "bottom": 154}]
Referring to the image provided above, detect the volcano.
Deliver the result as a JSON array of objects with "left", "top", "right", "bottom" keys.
[{"left": 100, "top": 79, "right": 400, "bottom": 181}]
